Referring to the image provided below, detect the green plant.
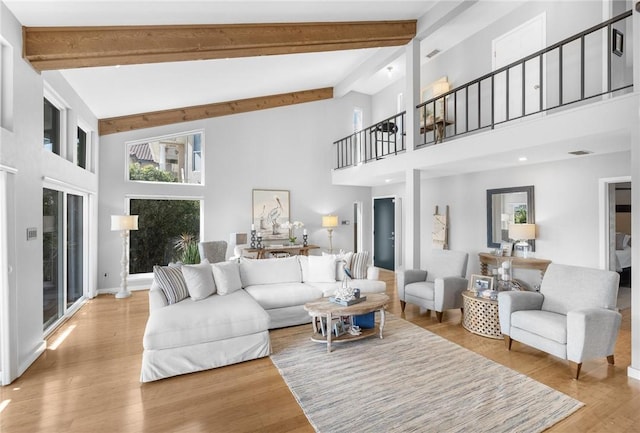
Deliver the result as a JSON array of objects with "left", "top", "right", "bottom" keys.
[
  {"left": 514, "top": 208, "right": 527, "bottom": 224},
  {"left": 174, "top": 233, "right": 200, "bottom": 264}
]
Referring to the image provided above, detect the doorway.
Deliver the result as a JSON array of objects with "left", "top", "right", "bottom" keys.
[{"left": 373, "top": 197, "right": 395, "bottom": 270}]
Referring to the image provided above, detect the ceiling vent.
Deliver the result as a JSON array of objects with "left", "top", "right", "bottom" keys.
[
  {"left": 568, "top": 150, "right": 593, "bottom": 156},
  {"left": 426, "top": 49, "right": 441, "bottom": 59}
]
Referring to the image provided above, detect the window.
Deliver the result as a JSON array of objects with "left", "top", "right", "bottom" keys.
[
  {"left": 77, "top": 127, "right": 87, "bottom": 169},
  {"left": 43, "top": 98, "right": 60, "bottom": 154},
  {"left": 127, "top": 131, "right": 203, "bottom": 184},
  {"left": 129, "top": 198, "right": 201, "bottom": 274}
]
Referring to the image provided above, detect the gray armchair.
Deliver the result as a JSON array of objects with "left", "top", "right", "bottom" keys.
[
  {"left": 498, "top": 263, "right": 621, "bottom": 379},
  {"left": 198, "top": 241, "right": 228, "bottom": 264},
  {"left": 399, "top": 250, "right": 469, "bottom": 322}
]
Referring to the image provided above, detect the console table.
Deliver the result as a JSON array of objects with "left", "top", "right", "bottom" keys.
[
  {"left": 478, "top": 252, "right": 551, "bottom": 280},
  {"left": 245, "top": 244, "right": 319, "bottom": 259}
]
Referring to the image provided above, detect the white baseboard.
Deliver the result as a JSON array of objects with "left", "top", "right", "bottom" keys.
[
  {"left": 18, "top": 340, "right": 46, "bottom": 378},
  {"left": 97, "top": 284, "right": 149, "bottom": 296},
  {"left": 627, "top": 366, "right": 640, "bottom": 381}
]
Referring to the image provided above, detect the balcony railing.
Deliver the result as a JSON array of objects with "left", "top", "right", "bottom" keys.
[{"left": 334, "top": 10, "right": 632, "bottom": 169}]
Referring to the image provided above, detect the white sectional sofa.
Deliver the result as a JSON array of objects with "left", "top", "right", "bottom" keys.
[{"left": 141, "top": 254, "right": 385, "bottom": 382}]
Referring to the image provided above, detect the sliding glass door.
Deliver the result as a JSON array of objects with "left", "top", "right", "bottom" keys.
[{"left": 43, "top": 188, "right": 86, "bottom": 332}]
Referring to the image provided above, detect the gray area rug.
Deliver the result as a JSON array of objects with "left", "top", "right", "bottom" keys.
[{"left": 270, "top": 314, "right": 583, "bottom": 433}]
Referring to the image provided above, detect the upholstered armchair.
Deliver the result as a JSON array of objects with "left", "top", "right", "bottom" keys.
[
  {"left": 198, "top": 241, "right": 228, "bottom": 264},
  {"left": 498, "top": 263, "right": 621, "bottom": 379},
  {"left": 398, "top": 250, "right": 469, "bottom": 322}
]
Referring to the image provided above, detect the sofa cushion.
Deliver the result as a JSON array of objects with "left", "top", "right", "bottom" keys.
[
  {"left": 350, "top": 251, "right": 369, "bottom": 279},
  {"left": 512, "top": 310, "right": 567, "bottom": 344},
  {"left": 153, "top": 265, "right": 189, "bottom": 305},
  {"left": 239, "top": 256, "right": 301, "bottom": 286},
  {"left": 211, "top": 261, "right": 242, "bottom": 295},
  {"left": 244, "top": 282, "right": 323, "bottom": 309},
  {"left": 405, "top": 281, "right": 435, "bottom": 300},
  {"left": 181, "top": 259, "right": 216, "bottom": 300},
  {"left": 143, "top": 290, "right": 269, "bottom": 350}
]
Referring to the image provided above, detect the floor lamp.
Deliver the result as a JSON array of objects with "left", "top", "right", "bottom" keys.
[
  {"left": 322, "top": 215, "right": 338, "bottom": 253},
  {"left": 111, "top": 215, "right": 139, "bottom": 299}
]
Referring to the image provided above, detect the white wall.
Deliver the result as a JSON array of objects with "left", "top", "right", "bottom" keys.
[
  {"left": 98, "top": 92, "right": 373, "bottom": 290},
  {"left": 373, "top": 151, "right": 631, "bottom": 285},
  {"left": 0, "top": 3, "right": 99, "bottom": 383}
]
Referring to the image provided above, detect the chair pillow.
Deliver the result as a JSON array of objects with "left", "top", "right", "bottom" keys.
[
  {"left": 350, "top": 251, "right": 369, "bottom": 279},
  {"left": 181, "top": 259, "right": 216, "bottom": 301},
  {"left": 153, "top": 265, "right": 189, "bottom": 305},
  {"left": 211, "top": 261, "right": 243, "bottom": 295}
]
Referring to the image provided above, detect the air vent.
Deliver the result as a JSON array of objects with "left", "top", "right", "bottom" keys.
[
  {"left": 426, "top": 49, "right": 441, "bottom": 59},
  {"left": 568, "top": 150, "right": 593, "bottom": 156}
]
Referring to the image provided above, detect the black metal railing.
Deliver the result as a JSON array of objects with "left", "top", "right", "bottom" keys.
[
  {"left": 333, "top": 10, "right": 632, "bottom": 169},
  {"left": 334, "top": 111, "right": 406, "bottom": 169},
  {"left": 416, "top": 9, "right": 632, "bottom": 147}
]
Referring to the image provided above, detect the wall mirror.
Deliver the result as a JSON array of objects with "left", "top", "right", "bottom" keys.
[{"left": 486, "top": 185, "right": 535, "bottom": 250}]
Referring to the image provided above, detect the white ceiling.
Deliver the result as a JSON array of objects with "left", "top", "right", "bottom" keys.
[{"left": 5, "top": 0, "right": 523, "bottom": 119}]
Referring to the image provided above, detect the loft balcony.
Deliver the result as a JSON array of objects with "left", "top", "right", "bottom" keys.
[{"left": 332, "top": 10, "right": 633, "bottom": 186}]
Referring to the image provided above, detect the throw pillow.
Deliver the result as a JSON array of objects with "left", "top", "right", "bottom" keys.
[
  {"left": 307, "top": 255, "right": 337, "bottom": 283},
  {"left": 211, "top": 261, "right": 243, "bottom": 295},
  {"left": 181, "top": 259, "right": 216, "bottom": 301},
  {"left": 322, "top": 251, "right": 353, "bottom": 281},
  {"left": 153, "top": 265, "right": 190, "bottom": 305},
  {"left": 350, "top": 251, "right": 369, "bottom": 279}
]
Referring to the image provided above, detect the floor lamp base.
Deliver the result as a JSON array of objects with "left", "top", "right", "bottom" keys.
[{"left": 115, "top": 290, "right": 132, "bottom": 299}]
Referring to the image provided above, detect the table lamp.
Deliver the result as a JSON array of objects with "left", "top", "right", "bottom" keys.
[
  {"left": 111, "top": 215, "right": 139, "bottom": 299},
  {"left": 508, "top": 223, "right": 536, "bottom": 258},
  {"left": 322, "top": 215, "right": 339, "bottom": 253}
]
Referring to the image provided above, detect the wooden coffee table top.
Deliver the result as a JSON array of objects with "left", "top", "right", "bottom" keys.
[{"left": 304, "top": 293, "right": 390, "bottom": 316}]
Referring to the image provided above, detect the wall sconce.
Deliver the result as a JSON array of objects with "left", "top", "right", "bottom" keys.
[{"left": 322, "top": 215, "right": 339, "bottom": 253}]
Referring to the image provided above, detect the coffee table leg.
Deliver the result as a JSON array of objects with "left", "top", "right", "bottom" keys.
[
  {"left": 312, "top": 315, "right": 318, "bottom": 334},
  {"left": 326, "top": 313, "right": 332, "bottom": 353},
  {"left": 379, "top": 308, "right": 386, "bottom": 339}
]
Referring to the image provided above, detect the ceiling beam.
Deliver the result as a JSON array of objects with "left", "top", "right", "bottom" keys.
[
  {"left": 99, "top": 87, "right": 333, "bottom": 135},
  {"left": 24, "top": 20, "right": 416, "bottom": 71}
]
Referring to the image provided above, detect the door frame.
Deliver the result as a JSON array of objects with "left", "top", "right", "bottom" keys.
[
  {"left": 599, "top": 175, "right": 631, "bottom": 271},
  {"left": 0, "top": 166, "right": 17, "bottom": 385},
  {"left": 372, "top": 195, "right": 402, "bottom": 271}
]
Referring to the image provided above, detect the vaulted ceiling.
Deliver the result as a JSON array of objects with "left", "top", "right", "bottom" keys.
[{"left": 5, "top": 1, "right": 526, "bottom": 133}]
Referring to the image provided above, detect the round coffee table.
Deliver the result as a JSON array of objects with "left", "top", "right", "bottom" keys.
[{"left": 303, "top": 293, "right": 390, "bottom": 353}]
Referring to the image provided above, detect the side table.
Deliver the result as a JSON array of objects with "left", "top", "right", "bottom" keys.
[{"left": 461, "top": 290, "right": 502, "bottom": 339}]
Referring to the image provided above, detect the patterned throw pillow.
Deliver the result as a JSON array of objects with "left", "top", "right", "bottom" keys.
[
  {"left": 350, "top": 251, "right": 369, "bottom": 279},
  {"left": 153, "top": 265, "right": 190, "bottom": 304}
]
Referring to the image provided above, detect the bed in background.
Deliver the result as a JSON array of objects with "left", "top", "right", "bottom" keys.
[{"left": 615, "top": 232, "right": 631, "bottom": 286}]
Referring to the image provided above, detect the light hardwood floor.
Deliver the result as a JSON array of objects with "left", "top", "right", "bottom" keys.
[{"left": 1, "top": 270, "right": 639, "bottom": 432}]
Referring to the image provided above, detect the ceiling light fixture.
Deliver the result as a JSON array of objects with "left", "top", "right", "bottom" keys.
[
  {"left": 386, "top": 66, "right": 393, "bottom": 77},
  {"left": 518, "top": 156, "right": 528, "bottom": 162}
]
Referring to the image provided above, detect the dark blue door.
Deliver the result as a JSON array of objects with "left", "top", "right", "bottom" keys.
[{"left": 374, "top": 198, "right": 395, "bottom": 270}]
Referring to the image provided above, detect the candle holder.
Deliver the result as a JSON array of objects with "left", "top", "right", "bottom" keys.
[
  {"left": 250, "top": 230, "right": 256, "bottom": 248},
  {"left": 303, "top": 234, "right": 308, "bottom": 246},
  {"left": 256, "top": 234, "right": 263, "bottom": 249}
]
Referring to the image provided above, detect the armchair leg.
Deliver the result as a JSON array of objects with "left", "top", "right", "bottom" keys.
[
  {"left": 436, "top": 311, "right": 443, "bottom": 323},
  {"left": 572, "top": 362, "right": 583, "bottom": 380},
  {"left": 607, "top": 355, "right": 615, "bottom": 365},
  {"left": 504, "top": 335, "right": 512, "bottom": 350},
  {"left": 400, "top": 301, "right": 406, "bottom": 312}
]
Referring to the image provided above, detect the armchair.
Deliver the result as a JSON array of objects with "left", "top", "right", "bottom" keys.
[
  {"left": 399, "top": 250, "right": 469, "bottom": 322},
  {"left": 198, "top": 241, "right": 228, "bottom": 264},
  {"left": 498, "top": 263, "right": 621, "bottom": 379}
]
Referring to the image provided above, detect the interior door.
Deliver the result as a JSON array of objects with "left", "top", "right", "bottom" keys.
[{"left": 374, "top": 197, "right": 395, "bottom": 270}]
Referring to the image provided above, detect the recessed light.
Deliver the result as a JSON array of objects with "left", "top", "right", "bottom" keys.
[
  {"left": 518, "top": 156, "right": 527, "bottom": 162},
  {"left": 385, "top": 179, "right": 392, "bottom": 183}
]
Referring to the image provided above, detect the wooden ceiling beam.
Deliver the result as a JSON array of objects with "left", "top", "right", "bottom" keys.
[
  {"left": 99, "top": 87, "right": 333, "bottom": 135},
  {"left": 23, "top": 20, "right": 416, "bottom": 71}
]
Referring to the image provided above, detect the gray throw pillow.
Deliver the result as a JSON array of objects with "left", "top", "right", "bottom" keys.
[{"left": 153, "top": 265, "right": 189, "bottom": 304}]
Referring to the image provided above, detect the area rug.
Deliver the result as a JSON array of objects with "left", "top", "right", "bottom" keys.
[{"left": 270, "top": 314, "right": 583, "bottom": 433}]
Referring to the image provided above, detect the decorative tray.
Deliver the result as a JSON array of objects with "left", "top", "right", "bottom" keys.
[{"left": 329, "top": 296, "right": 367, "bottom": 306}]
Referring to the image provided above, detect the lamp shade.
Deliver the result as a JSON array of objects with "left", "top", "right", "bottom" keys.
[
  {"left": 508, "top": 223, "right": 536, "bottom": 240},
  {"left": 111, "top": 215, "right": 138, "bottom": 231},
  {"left": 322, "top": 215, "right": 339, "bottom": 228}
]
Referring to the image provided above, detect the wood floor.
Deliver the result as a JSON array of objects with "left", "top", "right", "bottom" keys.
[{"left": 2, "top": 270, "right": 639, "bottom": 432}]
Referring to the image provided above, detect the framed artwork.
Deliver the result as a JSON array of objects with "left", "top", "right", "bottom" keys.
[
  {"left": 420, "top": 76, "right": 449, "bottom": 119},
  {"left": 500, "top": 241, "right": 514, "bottom": 257},
  {"left": 252, "top": 189, "right": 290, "bottom": 240},
  {"left": 469, "top": 274, "right": 494, "bottom": 293},
  {"left": 613, "top": 28, "right": 623, "bottom": 57}
]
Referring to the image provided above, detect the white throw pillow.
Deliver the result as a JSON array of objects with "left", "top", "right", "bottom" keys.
[
  {"left": 307, "top": 255, "right": 336, "bottom": 283},
  {"left": 211, "top": 261, "right": 243, "bottom": 295},
  {"left": 323, "top": 251, "right": 354, "bottom": 280},
  {"left": 181, "top": 260, "right": 216, "bottom": 301}
]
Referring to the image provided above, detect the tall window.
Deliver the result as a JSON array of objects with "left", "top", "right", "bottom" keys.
[
  {"left": 129, "top": 199, "right": 201, "bottom": 274},
  {"left": 43, "top": 98, "right": 60, "bottom": 154},
  {"left": 77, "top": 127, "right": 87, "bottom": 169},
  {"left": 43, "top": 188, "right": 85, "bottom": 331},
  {"left": 127, "top": 131, "right": 203, "bottom": 185}
]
